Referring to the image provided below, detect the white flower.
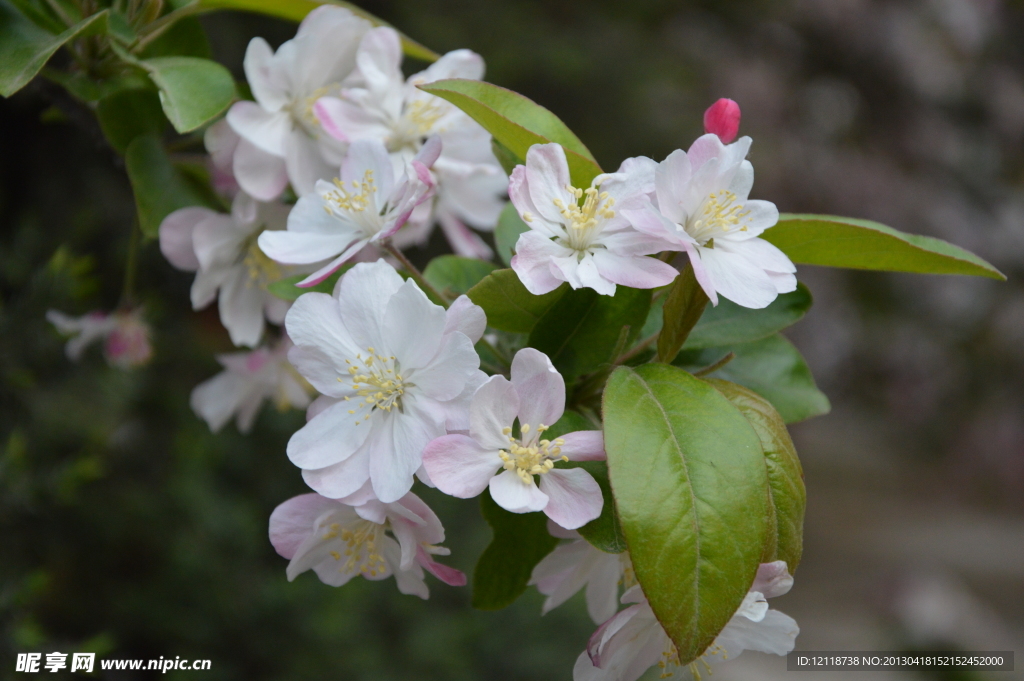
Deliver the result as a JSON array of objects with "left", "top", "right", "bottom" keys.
[
  {"left": 225, "top": 7, "right": 371, "bottom": 195},
  {"left": 283, "top": 260, "right": 486, "bottom": 503},
  {"left": 257, "top": 138, "right": 438, "bottom": 287},
  {"left": 314, "top": 27, "right": 507, "bottom": 259},
  {"left": 269, "top": 491, "right": 466, "bottom": 598},
  {"left": 620, "top": 135, "right": 797, "bottom": 309},
  {"left": 530, "top": 524, "right": 630, "bottom": 624},
  {"left": 159, "top": 192, "right": 297, "bottom": 348},
  {"left": 421, "top": 348, "right": 605, "bottom": 529},
  {"left": 190, "top": 336, "right": 312, "bottom": 434},
  {"left": 508, "top": 144, "right": 679, "bottom": 296},
  {"left": 574, "top": 561, "right": 799, "bottom": 681},
  {"left": 204, "top": 118, "right": 289, "bottom": 202},
  {"left": 47, "top": 308, "right": 152, "bottom": 368}
]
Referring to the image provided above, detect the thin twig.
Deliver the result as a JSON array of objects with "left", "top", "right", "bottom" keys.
[
  {"left": 131, "top": 1, "right": 203, "bottom": 52},
  {"left": 382, "top": 241, "right": 448, "bottom": 307},
  {"left": 614, "top": 331, "right": 658, "bottom": 366},
  {"left": 693, "top": 352, "right": 736, "bottom": 377}
]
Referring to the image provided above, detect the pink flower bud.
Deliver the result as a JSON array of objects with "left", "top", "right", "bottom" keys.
[
  {"left": 703, "top": 98, "right": 741, "bottom": 143},
  {"left": 104, "top": 310, "right": 152, "bottom": 369}
]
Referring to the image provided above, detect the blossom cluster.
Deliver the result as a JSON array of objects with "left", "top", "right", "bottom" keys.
[{"left": 45, "top": 9, "right": 802, "bottom": 679}]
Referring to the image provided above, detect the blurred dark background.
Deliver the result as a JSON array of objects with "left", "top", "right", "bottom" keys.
[{"left": 2, "top": 0, "right": 1022, "bottom": 679}]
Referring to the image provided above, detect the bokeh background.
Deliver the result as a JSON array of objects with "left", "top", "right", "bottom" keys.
[{"left": 2, "top": 0, "right": 1023, "bottom": 678}]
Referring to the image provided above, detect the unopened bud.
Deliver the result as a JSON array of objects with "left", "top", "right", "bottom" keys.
[{"left": 703, "top": 98, "right": 741, "bottom": 144}]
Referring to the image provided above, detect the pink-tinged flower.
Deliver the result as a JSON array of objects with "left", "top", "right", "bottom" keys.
[
  {"left": 257, "top": 138, "right": 439, "bottom": 288},
  {"left": 47, "top": 308, "right": 152, "bottom": 369},
  {"left": 190, "top": 336, "right": 312, "bottom": 434},
  {"left": 269, "top": 491, "right": 466, "bottom": 598},
  {"left": 204, "top": 118, "right": 288, "bottom": 202},
  {"left": 508, "top": 144, "right": 679, "bottom": 296},
  {"left": 574, "top": 561, "right": 799, "bottom": 681},
  {"left": 703, "top": 98, "right": 741, "bottom": 144},
  {"left": 530, "top": 524, "right": 630, "bottom": 624},
  {"left": 284, "top": 260, "right": 485, "bottom": 503},
  {"left": 225, "top": 7, "right": 372, "bottom": 195},
  {"left": 314, "top": 27, "right": 507, "bottom": 259},
  {"left": 620, "top": 135, "right": 797, "bottom": 309},
  {"left": 422, "top": 348, "right": 605, "bottom": 529},
  {"left": 159, "top": 192, "right": 297, "bottom": 348}
]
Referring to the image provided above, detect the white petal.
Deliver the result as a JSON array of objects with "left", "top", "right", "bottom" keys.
[
  {"left": 268, "top": 493, "right": 339, "bottom": 558},
  {"left": 243, "top": 37, "right": 290, "bottom": 112},
  {"left": 233, "top": 139, "right": 288, "bottom": 201},
  {"left": 409, "top": 331, "right": 480, "bottom": 402},
  {"left": 558, "top": 430, "right": 606, "bottom": 462},
  {"left": 369, "top": 403, "right": 440, "bottom": 503},
  {"left": 227, "top": 101, "right": 290, "bottom": 157},
  {"left": 585, "top": 554, "right": 624, "bottom": 624},
  {"left": 381, "top": 279, "right": 446, "bottom": 370},
  {"left": 511, "top": 348, "right": 564, "bottom": 429},
  {"left": 301, "top": 448, "right": 371, "bottom": 499},
  {"left": 539, "top": 468, "right": 603, "bottom": 530},
  {"left": 342, "top": 138, "right": 395, "bottom": 200},
  {"left": 287, "top": 394, "right": 371, "bottom": 469},
  {"left": 218, "top": 270, "right": 267, "bottom": 347},
  {"left": 443, "top": 295, "right": 486, "bottom": 343},
  {"left": 511, "top": 231, "right": 570, "bottom": 295},
  {"left": 285, "top": 128, "right": 333, "bottom": 195},
  {"left": 752, "top": 560, "right": 794, "bottom": 598},
  {"left": 284, "top": 291, "right": 362, "bottom": 373},
  {"left": 489, "top": 469, "right": 548, "bottom": 513},
  {"left": 699, "top": 246, "right": 779, "bottom": 309},
  {"left": 654, "top": 149, "right": 691, "bottom": 224},
  {"left": 336, "top": 260, "right": 405, "bottom": 351},
  {"left": 591, "top": 251, "right": 678, "bottom": 290},
  {"left": 525, "top": 143, "right": 576, "bottom": 224},
  {"left": 189, "top": 370, "right": 248, "bottom": 432}
]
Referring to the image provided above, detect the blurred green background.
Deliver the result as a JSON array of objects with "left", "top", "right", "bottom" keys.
[{"left": 2, "top": 0, "right": 1023, "bottom": 679}]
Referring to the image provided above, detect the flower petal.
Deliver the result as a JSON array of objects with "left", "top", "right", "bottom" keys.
[
  {"left": 443, "top": 294, "right": 486, "bottom": 343},
  {"left": 336, "top": 260, "right": 406, "bottom": 351},
  {"left": 159, "top": 207, "right": 210, "bottom": 271},
  {"left": 233, "top": 139, "right": 288, "bottom": 201},
  {"left": 301, "top": 448, "right": 371, "bottom": 499},
  {"left": 591, "top": 251, "right": 678, "bottom": 290},
  {"left": 381, "top": 279, "right": 446, "bottom": 370},
  {"left": 227, "top": 101, "right": 290, "bottom": 157},
  {"left": 268, "top": 493, "right": 339, "bottom": 559},
  {"left": 469, "top": 375, "right": 519, "bottom": 450},
  {"left": 421, "top": 434, "right": 498, "bottom": 499},
  {"left": 286, "top": 393, "right": 371, "bottom": 469},
  {"left": 489, "top": 468, "right": 548, "bottom": 513},
  {"left": 698, "top": 245, "right": 779, "bottom": 309},
  {"left": 525, "top": 143, "right": 575, "bottom": 224},
  {"left": 511, "top": 231, "right": 570, "bottom": 295},
  {"left": 539, "top": 468, "right": 603, "bottom": 529},
  {"left": 510, "top": 347, "right": 565, "bottom": 429},
  {"left": 558, "top": 430, "right": 606, "bottom": 461}
]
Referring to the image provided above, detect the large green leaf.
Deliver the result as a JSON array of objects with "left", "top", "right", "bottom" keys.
[
  {"left": 494, "top": 202, "right": 529, "bottom": 267},
  {"left": 547, "top": 411, "right": 625, "bottom": 554},
  {"left": 95, "top": 87, "right": 167, "bottom": 154},
  {"left": 684, "top": 282, "right": 813, "bottom": 350},
  {"left": 419, "top": 79, "right": 603, "bottom": 188},
  {"left": 706, "top": 379, "right": 805, "bottom": 573},
  {"left": 423, "top": 255, "right": 497, "bottom": 297},
  {"left": 466, "top": 269, "right": 566, "bottom": 333},
  {"left": 603, "top": 364, "right": 771, "bottom": 664},
  {"left": 0, "top": 3, "right": 108, "bottom": 97},
  {"left": 676, "top": 334, "right": 830, "bottom": 424},
  {"left": 138, "top": 56, "right": 235, "bottom": 133},
  {"left": 125, "top": 134, "right": 217, "bottom": 238},
  {"left": 530, "top": 286, "right": 651, "bottom": 383},
  {"left": 766, "top": 214, "right": 1005, "bottom": 280},
  {"left": 194, "top": 0, "right": 437, "bottom": 61},
  {"left": 472, "top": 489, "right": 558, "bottom": 610}
]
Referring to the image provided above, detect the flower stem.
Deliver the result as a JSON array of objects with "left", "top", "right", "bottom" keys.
[
  {"left": 693, "top": 352, "right": 736, "bottom": 377},
  {"left": 382, "top": 241, "right": 448, "bottom": 308},
  {"left": 614, "top": 331, "right": 658, "bottom": 365},
  {"left": 120, "top": 221, "right": 140, "bottom": 309}
]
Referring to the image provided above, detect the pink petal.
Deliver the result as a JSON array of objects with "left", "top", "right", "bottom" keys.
[
  {"left": 417, "top": 546, "right": 467, "bottom": 586},
  {"left": 444, "top": 295, "right": 486, "bottom": 343},
  {"left": 511, "top": 348, "right": 565, "bottom": 429},
  {"left": 421, "top": 434, "right": 498, "bottom": 499},
  {"left": 704, "top": 98, "right": 741, "bottom": 143},
  {"left": 524, "top": 143, "right": 575, "bottom": 224},
  {"left": 159, "top": 207, "right": 210, "bottom": 271},
  {"left": 489, "top": 469, "right": 548, "bottom": 513},
  {"left": 511, "top": 231, "right": 569, "bottom": 295},
  {"left": 268, "top": 493, "right": 339, "bottom": 559},
  {"left": 752, "top": 560, "right": 794, "bottom": 598},
  {"left": 591, "top": 251, "right": 678, "bottom": 290},
  {"left": 558, "top": 430, "right": 606, "bottom": 462},
  {"left": 540, "top": 468, "right": 603, "bottom": 529}
]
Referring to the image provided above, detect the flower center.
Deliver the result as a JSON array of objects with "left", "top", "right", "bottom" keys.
[
  {"left": 658, "top": 643, "right": 683, "bottom": 679},
  {"left": 342, "top": 348, "right": 408, "bottom": 424},
  {"left": 243, "top": 236, "right": 284, "bottom": 287},
  {"left": 296, "top": 85, "right": 336, "bottom": 132},
  {"left": 553, "top": 185, "right": 616, "bottom": 253},
  {"left": 686, "top": 190, "right": 751, "bottom": 245},
  {"left": 389, "top": 99, "right": 446, "bottom": 153},
  {"left": 324, "top": 169, "right": 377, "bottom": 216},
  {"left": 322, "top": 520, "right": 387, "bottom": 577},
  {"left": 498, "top": 424, "right": 567, "bottom": 484},
  {"left": 682, "top": 644, "right": 729, "bottom": 681}
]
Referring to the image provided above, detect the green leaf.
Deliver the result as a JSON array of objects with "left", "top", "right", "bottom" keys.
[
  {"left": 706, "top": 379, "right": 805, "bottom": 573},
  {"left": 684, "top": 282, "right": 813, "bottom": 350},
  {"left": 423, "top": 256, "right": 497, "bottom": 297},
  {"left": 657, "top": 265, "right": 708, "bottom": 364},
  {"left": 266, "top": 266, "right": 353, "bottom": 301},
  {"left": 603, "top": 363, "right": 771, "bottom": 664},
  {"left": 530, "top": 286, "right": 651, "bottom": 383},
  {"left": 491, "top": 138, "right": 519, "bottom": 177},
  {"left": 95, "top": 87, "right": 167, "bottom": 154},
  {"left": 676, "top": 334, "right": 830, "bottom": 424},
  {"left": 193, "top": 0, "right": 438, "bottom": 62},
  {"left": 138, "top": 16, "right": 211, "bottom": 58},
  {"left": 472, "top": 489, "right": 557, "bottom": 610},
  {"left": 0, "top": 3, "right": 108, "bottom": 97},
  {"left": 419, "top": 79, "right": 603, "bottom": 188},
  {"left": 766, "top": 214, "right": 1005, "bottom": 280},
  {"left": 138, "top": 56, "right": 235, "bottom": 133},
  {"left": 494, "top": 202, "right": 529, "bottom": 267},
  {"left": 466, "top": 269, "right": 566, "bottom": 334},
  {"left": 546, "top": 411, "right": 626, "bottom": 554},
  {"left": 125, "top": 134, "right": 217, "bottom": 238}
]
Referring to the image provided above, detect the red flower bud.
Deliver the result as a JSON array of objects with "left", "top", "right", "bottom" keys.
[{"left": 703, "top": 98, "right": 741, "bottom": 144}]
